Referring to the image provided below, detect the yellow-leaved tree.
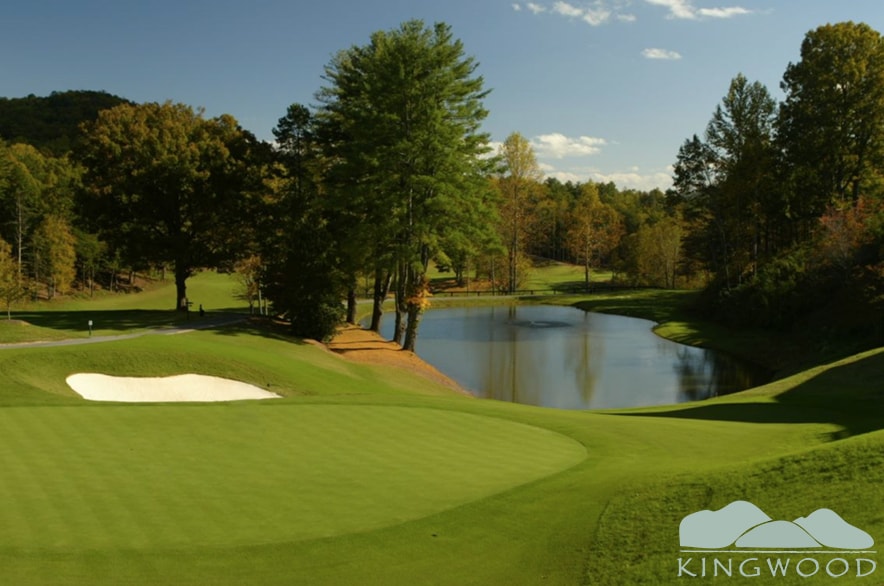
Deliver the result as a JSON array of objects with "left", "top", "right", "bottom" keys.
[
  {"left": 0, "top": 237, "right": 25, "bottom": 318},
  {"left": 33, "top": 215, "right": 76, "bottom": 298}
]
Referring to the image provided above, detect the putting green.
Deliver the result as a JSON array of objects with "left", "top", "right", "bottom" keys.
[{"left": 0, "top": 403, "right": 585, "bottom": 551}]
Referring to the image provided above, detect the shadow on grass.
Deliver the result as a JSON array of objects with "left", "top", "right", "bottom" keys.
[
  {"left": 613, "top": 348, "right": 884, "bottom": 439},
  {"left": 567, "top": 289, "right": 699, "bottom": 323},
  {"left": 203, "top": 316, "right": 311, "bottom": 346},
  {"left": 10, "top": 309, "right": 310, "bottom": 346},
  {"left": 16, "top": 309, "right": 185, "bottom": 333}
]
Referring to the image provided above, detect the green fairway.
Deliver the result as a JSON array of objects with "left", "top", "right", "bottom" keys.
[
  {"left": 1, "top": 286, "right": 883, "bottom": 584},
  {"left": 0, "top": 404, "right": 584, "bottom": 550}
]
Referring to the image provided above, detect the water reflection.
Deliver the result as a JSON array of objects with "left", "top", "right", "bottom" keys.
[{"left": 370, "top": 305, "right": 769, "bottom": 410}]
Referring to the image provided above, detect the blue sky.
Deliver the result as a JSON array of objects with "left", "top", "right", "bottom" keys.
[{"left": 2, "top": 1, "right": 883, "bottom": 190}]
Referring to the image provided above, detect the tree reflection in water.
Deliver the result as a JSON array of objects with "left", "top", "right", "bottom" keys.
[{"left": 369, "top": 305, "right": 769, "bottom": 410}]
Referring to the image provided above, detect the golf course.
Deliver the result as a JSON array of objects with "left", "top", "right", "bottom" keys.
[{"left": 0, "top": 271, "right": 881, "bottom": 585}]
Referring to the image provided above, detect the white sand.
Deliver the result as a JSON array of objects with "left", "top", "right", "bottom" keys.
[{"left": 66, "top": 373, "right": 281, "bottom": 403}]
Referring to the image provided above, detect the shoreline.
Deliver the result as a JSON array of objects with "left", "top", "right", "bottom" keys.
[{"left": 326, "top": 324, "right": 473, "bottom": 397}]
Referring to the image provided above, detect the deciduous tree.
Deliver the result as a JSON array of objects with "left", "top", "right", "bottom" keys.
[
  {"left": 566, "top": 183, "right": 622, "bottom": 289},
  {"left": 80, "top": 102, "right": 263, "bottom": 311},
  {"left": 779, "top": 22, "right": 884, "bottom": 220},
  {"left": 0, "top": 237, "right": 24, "bottom": 318},
  {"left": 498, "top": 132, "right": 542, "bottom": 293},
  {"left": 32, "top": 215, "right": 76, "bottom": 298}
]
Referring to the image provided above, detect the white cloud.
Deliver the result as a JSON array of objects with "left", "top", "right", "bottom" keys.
[
  {"left": 645, "top": 0, "right": 695, "bottom": 19},
  {"left": 543, "top": 166, "right": 673, "bottom": 190},
  {"left": 519, "top": 0, "right": 749, "bottom": 25},
  {"left": 593, "top": 170, "right": 673, "bottom": 191},
  {"left": 642, "top": 47, "right": 682, "bottom": 60},
  {"left": 546, "top": 170, "right": 586, "bottom": 183},
  {"left": 519, "top": 1, "right": 634, "bottom": 26},
  {"left": 532, "top": 133, "right": 607, "bottom": 158},
  {"left": 583, "top": 8, "right": 612, "bottom": 25},
  {"left": 553, "top": 1, "right": 584, "bottom": 17},
  {"left": 645, "top": 0, "right": 751, "bottom": 20},
  {"left": 698, "top": 6, "right": 749, "bottom": 18},
  {"left": 482, "top": 141, "right": 505, "bottom": 160}
]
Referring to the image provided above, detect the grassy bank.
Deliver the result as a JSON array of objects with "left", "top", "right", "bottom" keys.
[{"left": 542, "top": 289, "right": 815, "bottom": 374}]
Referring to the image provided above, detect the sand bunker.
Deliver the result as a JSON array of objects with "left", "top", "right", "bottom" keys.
[{"left": 66, "top": 373, "right": 281, "bottom": 403}]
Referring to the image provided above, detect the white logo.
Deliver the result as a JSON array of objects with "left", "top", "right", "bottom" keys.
[
  {"left": 680, "top": 500, "right": 874, "bottom": 550},
  {"left": 677, "top": 501, "right": 876, "bottom": 579}
]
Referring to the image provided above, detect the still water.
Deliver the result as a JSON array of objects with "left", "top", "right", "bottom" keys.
[{"left": 373, "top": 304, "right": 769, "bottom": 410}]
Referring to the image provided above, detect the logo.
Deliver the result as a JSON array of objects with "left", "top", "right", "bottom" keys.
[{"left": 677, "top": 501, "right": 877, "bottom": 579}]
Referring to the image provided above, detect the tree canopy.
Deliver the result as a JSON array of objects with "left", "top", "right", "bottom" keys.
[
  {"left": 0, "top": 91, "right": 130, "bottom": 155},
  {"left": 670, "top": 21, "right": 884, "bottom": 333},
  {"left": 313, "top": 20, "right": 495, "bottom": 350},
  {"left": 79, "top": 101, "right": 265, "bottom": 310},
  {"left": 779, "top": 21, "right": 884, "bottom": 214}
]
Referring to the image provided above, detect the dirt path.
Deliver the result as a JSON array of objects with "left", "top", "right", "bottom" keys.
[{"left": 327, "top": 325, "right": 472, "bottom": 396}]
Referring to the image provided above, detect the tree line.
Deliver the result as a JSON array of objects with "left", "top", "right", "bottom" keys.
[
  {"left": 0, "top": 20, "right": 882, "bottom": 349},
  {"left": 671, "top": 21, "right": 884, "bottom": 336}
]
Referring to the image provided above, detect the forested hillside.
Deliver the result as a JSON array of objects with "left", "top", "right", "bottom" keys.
[{"left": 0, "top": 90, "right": 129, "bottom": 155}]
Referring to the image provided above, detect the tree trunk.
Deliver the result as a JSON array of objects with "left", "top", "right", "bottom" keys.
[
  {"left": 175, "top": 266, "right": 189, "bottom": 312},
  {"left": 346, "top": 286, "right": 357, "bottom": 325},
  {"left": 508, "top": 244, "right": 516, "bottom": 294},
  {"left": 370, "top": 268, "right": 391, "bottom": 332},
  {"left": 16, "top": 197, "right": 24, "bottom": 288},
  {"left": 393, "top": 263, "right": 407, "bottom": 345},
  {"left": 490, "top": 256, "right": 497, "bottom": 293},
  {"left": 402, "top": 302, "right": 424, "bottom": 352}
]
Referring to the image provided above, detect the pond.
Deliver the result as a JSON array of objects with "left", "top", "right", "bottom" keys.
[{"left": 371, "top": 304, "right": 770, "bottom": 410}]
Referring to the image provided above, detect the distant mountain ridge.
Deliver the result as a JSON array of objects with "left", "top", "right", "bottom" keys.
[{"left": 0, "top": 90, "right": 131, "bottom": 155}]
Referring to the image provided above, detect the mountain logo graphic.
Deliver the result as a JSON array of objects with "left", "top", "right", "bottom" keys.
[{"left": 680, "top": 501, "right": 875, "bottom": 550}]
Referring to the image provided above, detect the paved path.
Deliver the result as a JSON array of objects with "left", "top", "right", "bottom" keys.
[{"left": 0, "top": 313, "right": 248, "bottom": 350}]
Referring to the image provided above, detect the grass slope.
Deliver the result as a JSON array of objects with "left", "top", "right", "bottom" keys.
[{"left": 0, "top": 284, "right": 882, "bottom": 584}]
